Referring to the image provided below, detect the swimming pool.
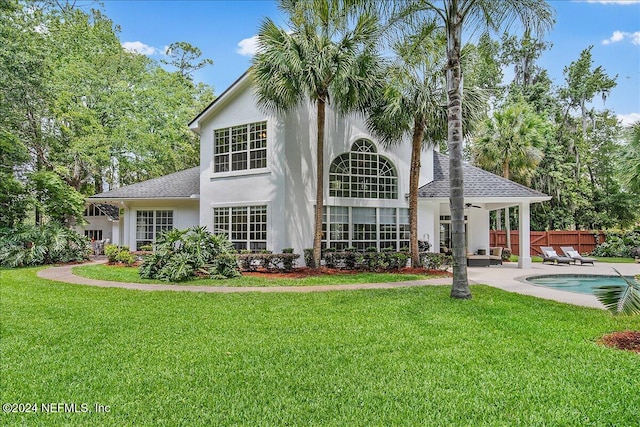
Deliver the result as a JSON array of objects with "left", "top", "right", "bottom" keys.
[{"left": 526, "top": 275, "right": 634, "bottom": 294}]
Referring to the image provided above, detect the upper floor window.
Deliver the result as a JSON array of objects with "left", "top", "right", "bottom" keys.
[
  {"left": 214, "top": 121, "right": 267, "bottom": 173},
  {"left": 329, "top": 139, "right": 398, "bottom": 199}
]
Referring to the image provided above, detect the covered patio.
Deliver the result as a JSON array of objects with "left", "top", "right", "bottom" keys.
[{"left": 417, "top": 153, "right": 550, "bottom": 269}]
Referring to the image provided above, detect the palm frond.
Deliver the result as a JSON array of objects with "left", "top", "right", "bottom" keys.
[{"left": 593, "top": 268, "right": 640, "bottom": 316}]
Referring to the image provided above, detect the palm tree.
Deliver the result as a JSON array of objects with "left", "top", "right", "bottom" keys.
[
  {"left": 620, "top": 121, "right": 640, "bottom": 195},
  {"left": 472, "top": 100, "right": 546, "bottom": 249},
  {"left": 252, "top": 0, "right": 383, "bottom": 268},
  {"left": 395, "top": 0, "right": 554, "bottom": 299},
  {"left": 366, "top": 27, "right": 485, "bottom": 268}
]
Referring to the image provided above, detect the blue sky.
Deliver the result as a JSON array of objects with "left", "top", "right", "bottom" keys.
[{"left": 101, "top": 0, "right": 640, "bottom": 125}]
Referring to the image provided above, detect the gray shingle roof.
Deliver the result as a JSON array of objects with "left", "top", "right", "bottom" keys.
[
  {"left": 418, "top": 152, "right": 547, "bottom": 198},
  {"left": 89, "top": 167, "right": 199, "bottom": 200}
]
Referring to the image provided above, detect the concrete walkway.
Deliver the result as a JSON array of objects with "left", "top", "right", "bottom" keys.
[{"left": 37, "top": 259, "right": 639, "bottom": 308}]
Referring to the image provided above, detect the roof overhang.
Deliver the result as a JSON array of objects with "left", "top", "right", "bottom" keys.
[
  {"left": 86, "top": 196, "right": 199, "bottom": 203},
  {"left": 420, "top": 196, "right": 551, "bottom": 210}
]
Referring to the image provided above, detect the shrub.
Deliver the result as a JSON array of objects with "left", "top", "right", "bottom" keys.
[
  {"left": 236, "top": 252, "right": 300, "bottom": 273},
  {"left": 209, "top": 253, "right": 241, "bottom": 279},
  {"left": 138, "top": 227, "right": 239, "bottom": 282},
  {"left": 303, "top": 248, "right": 314, "bottom": 268},
  {"left": 0, "top": 223, "right": 90, "bottom": 267},
  {"left": 592, "top": 230, "right": 640, "bottom": 258},
  {"left": 382, "top": 248, "right": 410, "bottom": 270},
  {"left": 105, "top": 245, "right": 134, "bottom": 266},
  {"left": 421, "top": 252, "right": 452, "bottom": 271},
  {"left": 282, "top": 248, "right": 294, "bottom": 254},
  {"left": 115, "top": 249, "right": 136, "bottom": 266}
]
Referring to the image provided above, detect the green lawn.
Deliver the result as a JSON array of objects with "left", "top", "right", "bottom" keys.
[
  {"left": 72, "top": 264, "right": 439, "bottom": 286},
  {"left": 2, "top": 267, "right": 639, "bottom": 426}
]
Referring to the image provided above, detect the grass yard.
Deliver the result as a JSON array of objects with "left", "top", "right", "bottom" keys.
[
  {"left": 72, "top": 264, "right": 438, "bottom": 286},
  {"left": 2, "top": 267, "right": 640, "bottom": 426}
]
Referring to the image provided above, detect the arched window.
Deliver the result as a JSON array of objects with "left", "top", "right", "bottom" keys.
[{"left": 329, "top": 139, "right": 398, "bottom": 199}]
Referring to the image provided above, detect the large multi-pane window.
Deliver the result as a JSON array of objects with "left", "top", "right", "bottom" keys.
[
  {"left": 329, "top": 139, "right": 398, "bottom": 199},
  {"left": 322, "top": 206, "right": 409, "bottom": 251},
  {"left": 213, "top": 121, "right": 267, "bottom": 173},
  {"left": 213, "top": 205, "right": 267, "bottom": 251},
  {"left": 135, "top": 210, "right": 173, "bottom": 250}
]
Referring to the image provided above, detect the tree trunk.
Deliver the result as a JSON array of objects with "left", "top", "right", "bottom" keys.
[
  {"left": 409, "top": 119, "right": 425, "bottom": 267},
  {"left": 312, "top": 98, "right": 326, "bottom": 268},
  {"left": 446, "top": 15, "right": 470, "bottom": 299}
]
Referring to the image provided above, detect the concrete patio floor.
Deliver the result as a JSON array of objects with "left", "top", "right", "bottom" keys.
[{"left": 466, "top": 261, "right": 640, "bottom": 309}]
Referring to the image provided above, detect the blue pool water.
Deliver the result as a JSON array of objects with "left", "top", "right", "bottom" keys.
[{"left": 526, "top": 275, "right": 633, "bottom": 295}]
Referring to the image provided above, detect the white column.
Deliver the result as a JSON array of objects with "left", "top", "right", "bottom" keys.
[
  {"left": 418, "top": 201, "right": 437, "bottom": 253},
  {"left": 518, "top": 202, "right": 532, "bottom": 268}
]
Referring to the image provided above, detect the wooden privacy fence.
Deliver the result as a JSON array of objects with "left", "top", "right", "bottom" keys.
[{"left": 489, "top": 230, "right": 606, "bottom": 256}]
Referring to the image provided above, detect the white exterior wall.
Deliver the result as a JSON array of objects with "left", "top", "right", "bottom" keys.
[
  {"left": 196, "top": 82, "right": 435, "bottom": 257},
  {"left": 120, "top": 200, "right": 199, "bottom": 248},
  {"left": 76, "top": 215, "right": 113, "bottom": 241},
  {"left": 418, "top": 201, "right": 438, "bottom": 252},
  {"left": 466, "top": 207, "right": 490, "bottom": 254}
]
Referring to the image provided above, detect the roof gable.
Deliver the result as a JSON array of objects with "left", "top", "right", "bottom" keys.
[
  {"left": 89, "top": 167, "right": 200, "bottom": 200},
  {"left": 418, "top": 152, "right": 547, "bottom": 199}
]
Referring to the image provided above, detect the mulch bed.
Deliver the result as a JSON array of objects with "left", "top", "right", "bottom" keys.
[
  {"left": 243, "top": 267, "right": 451, "bottom": 279},
  {"left": 598, "top": 331, "right": 640, "bottom": 353}
]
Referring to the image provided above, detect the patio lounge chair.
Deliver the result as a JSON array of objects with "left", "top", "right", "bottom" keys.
[
  {"left": 560, "top": 246, "right": 596, "bottom": 266},
  {"left": 540, "top": 246, "right": 572, "bottom": 265}
]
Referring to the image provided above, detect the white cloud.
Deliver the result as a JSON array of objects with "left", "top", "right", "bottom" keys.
[
  {"left": 602, "top": 30, "right": 640, "bottom": 45},
  {"left": 602, "top": 30, "right": 625, "bottom": 44},
  {"left": 122, "top": 41, "right": 160, "bottom": 56},
  {"left": 237, "top": 35, "right": 259, "bottom": 56},
  {"left": 618, "top": 112, "right": 640, "bottom": 126}
]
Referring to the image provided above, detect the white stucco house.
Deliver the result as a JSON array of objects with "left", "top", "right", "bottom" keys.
[{"left": 80, "top": 71, "right": 549, "bottom": 268}]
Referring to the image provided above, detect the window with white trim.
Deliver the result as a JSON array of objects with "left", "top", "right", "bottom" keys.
[
  {"left": 322, "top": 206, "right": 409, "bottom": 251},
  {"left": 135, "top": 210, "right": 173, "bottom": 250},
  {"left": 213, "top": 121, "right": 267, "bottom": 173},
  {"left": 213, "top": 205, "right": 267, "bottom": 252},
  {"left": 329, "top": 139, "right": 398, "bottom": 199}
]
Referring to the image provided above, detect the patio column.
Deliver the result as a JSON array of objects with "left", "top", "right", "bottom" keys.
[{"left": 518, "top": 202, "right": 532, "bottom": 268}]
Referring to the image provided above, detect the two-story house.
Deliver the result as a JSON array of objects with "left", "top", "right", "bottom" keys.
[{"left": 83, "top": 71, "right": 549, "bottom": 268}]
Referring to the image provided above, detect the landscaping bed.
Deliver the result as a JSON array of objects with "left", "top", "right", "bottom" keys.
[{"left": 72, "top": 263, "right": 447, "bottom": 287}]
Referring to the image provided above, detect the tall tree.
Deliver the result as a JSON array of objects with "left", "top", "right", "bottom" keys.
[
  {"left": 161, "top": 41, "right": 213, "bottom": 80},
  {"left": 559, "top": 46, "right": 616, "bottom": 178},
  {"left": 620, "top": 121, "right": 640, "bottom": 195},
  {"left": 396, "top": 0, "right": 554, "bottom": 299},
  {"left": 472, "top": 100, "right": 547, "bottom": 246},
  {"left": 367, "top": 27, "right": 485, "bottom": 267},
  {"left": 252, "top": 0, "right": 383, "bottom": 268}
]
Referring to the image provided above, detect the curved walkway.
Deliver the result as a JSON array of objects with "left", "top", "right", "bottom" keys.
[
  {"left": 36, "top": 260, "right": 452, "bottom": 293},
  {"left": 37, "top": 259, "right": 639, "bottom": 308}
]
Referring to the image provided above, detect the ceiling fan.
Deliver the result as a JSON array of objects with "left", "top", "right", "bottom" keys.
[{"left": 464, "top": 203, "right": 482, "bottom": 209}]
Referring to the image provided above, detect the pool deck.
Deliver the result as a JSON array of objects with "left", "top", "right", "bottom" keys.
[{"left": 467, "top": 261, "right": 640, "bottom": 309}]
